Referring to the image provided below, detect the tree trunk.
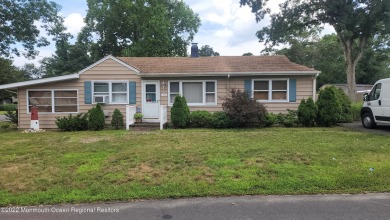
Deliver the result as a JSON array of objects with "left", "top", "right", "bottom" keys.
[{"left": 346, "top": 58, "right": 356, "bottom": 101}]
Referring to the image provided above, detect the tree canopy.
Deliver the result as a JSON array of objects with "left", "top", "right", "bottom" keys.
[
  {"left": 0, "top": 0, "right": 65, "bottom": 58},
  {"left": 199, "top": 45, "right": 220, "bottom": 57},
  {"left": 241, "top": 0, "right": 390, "bottom": 100},
  {"left": 83, "top": 0, "right": 201, "bottom": 59}
]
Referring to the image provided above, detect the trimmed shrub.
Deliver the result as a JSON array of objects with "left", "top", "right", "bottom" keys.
[
  {"left": 0, "top": 104, "right": 17, "bottom": 111},
  {"left": 351, "top": 102, "right": 363, "bottom": 121},
  {"left": 88, "top": 103, "right": 105, "bottom": 131},
  {"left": 211, "top": 112, "right": 231, "bottom": 129},
  {"left": 298, "top": 97, "right": 317, "bottom": 127},
  {"left": 55, "top": 113, "right": 88, "bottom": 131},
  {"left": 222, "top": 89, "right": 267, "bottom": 128},
  {"left": 190, "top": 110, "right": 212, "bottom": 128},
  {"left": 111, "top": 108, "right": 124, "bottom": 129},
  {"left": 264, "top": 113, "right": 278, "bottom": 127},
  {"left": 335, "top": 88, "right": 353, "bottom": 123},
  {"left": 316, "top": 86, "right": 342, "bottom": 127},
  {"left": 277, "top": 109, "right": 298, "bottom": 127},
  {"left": 171, "top": 96, "right": 190, "bottom": 128},
  {"left": 5, "top": 109, "right": 18, "bottom": 124}
]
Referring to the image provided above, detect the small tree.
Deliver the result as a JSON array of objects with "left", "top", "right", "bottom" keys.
[
  {"left": 316, "top": 87, "right": 342, "bottom": 127},
  {"left": 298, "top": 97, "right": 317, "bottom": 127},
  {"left": 88, "top": 103, "right": 105, "bottom": 131},
  {"left": 171, "top": 96, "right": 190, "bottom": 128},
  {"left": 111, "top": 108, "right": 124, "bottom": 129},
  {"left": 222, "top": 89, "right": 267, "bottom": 127}
]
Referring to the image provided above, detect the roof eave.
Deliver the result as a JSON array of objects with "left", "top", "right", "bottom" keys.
[
  {"left": 139, "top": 71, "right": 321, "bottom": 77},
  {"left": 0, "top": 74, "right": 80, "bottom": 90}
]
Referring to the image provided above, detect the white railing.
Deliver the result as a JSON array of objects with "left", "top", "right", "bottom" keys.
[
  {"left": 160, "top": 105, "right": 168, "bottom": 130},
  {"left": 126, "top": 105, "right": 136, "bottom": 130}
]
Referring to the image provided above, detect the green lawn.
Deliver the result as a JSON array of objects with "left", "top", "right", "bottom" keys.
[
  {"left": 0, "top": 111, "right": 6, "bottom": 115},
  {"left": 0, "top": 127, "right": 389, "bottom": 206}
]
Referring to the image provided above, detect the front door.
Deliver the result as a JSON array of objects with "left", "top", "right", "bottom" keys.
[{"left": 142, "top": 81, "right": 160, "bottom": 119}]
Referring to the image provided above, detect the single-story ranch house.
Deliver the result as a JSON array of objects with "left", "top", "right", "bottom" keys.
[{"left": 0, "top": 47, "right": 320, "bottom": 129}]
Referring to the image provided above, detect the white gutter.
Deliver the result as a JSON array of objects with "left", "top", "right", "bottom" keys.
[
  {"left": 140, "top": 71, "right": 320, "bottom": 77},
  {"left": 0, "top": 74, "right": 80, "bottom": 90}
]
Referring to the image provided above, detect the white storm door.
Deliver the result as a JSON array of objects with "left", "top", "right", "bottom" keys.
[{"left": 142, "top": 81, "right": 160, "bottom": 118}]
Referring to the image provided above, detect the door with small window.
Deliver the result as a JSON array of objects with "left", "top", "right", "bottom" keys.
[{"left": 142, "top": 81, "right": 160, "bottom": 118}]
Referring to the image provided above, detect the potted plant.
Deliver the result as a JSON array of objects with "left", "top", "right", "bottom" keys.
[{"left": 134, "top": 113, "right": 144, "bottom": 123}]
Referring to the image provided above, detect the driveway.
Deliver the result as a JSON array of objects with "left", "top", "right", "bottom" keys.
[
  {"left": 339, "top": 121, "right": 390, "bottom": 135},
  {"left": 0, "top": 115, "right": 8, "bottom": 122},
  {"left": 1, "top": 193, "right": 390, "bottom": 220}
]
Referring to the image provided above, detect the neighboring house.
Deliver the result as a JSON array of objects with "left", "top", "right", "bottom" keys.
[
  {"left": 319, "top": 84, "right": 373, "bottom": 102},
  {"left": 0, "top": 45, "right": 320, "bottom": 129}
]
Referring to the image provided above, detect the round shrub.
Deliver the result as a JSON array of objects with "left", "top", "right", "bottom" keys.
[
  {"left": 171, "top": 96, "right": 190, "bottom": 128},
  {"left": 222, "top": 89, "right": 267, "bottom": 128},
  {"left": 298, "top": 97, "right": 317, "bottom": 127},
  {"left": 111, "top": 108, "right": 124, "bottom": 129},
  {"left": 55, "top": 113, "right": 88, "bottom": 131},
  {"left": 335, "top": 88, "right": 353, "bottom": 123},
  {"left": 88, "top": 103, "right": 105, "bottom": 130},
  {"left": 316, "top": 86, "right": 342, "bottom": 127},
  {"left": 277, "top": 110, "right": 298, "bottom": 127},
  {"left": 211, "top": 112, "right": 231, "bottom": 129},
  {"left": 264, "top": 113, "right": 278, "bottom": 127},
  {"left": 190, "top": 110, "right": 212, "bottom": 128}
]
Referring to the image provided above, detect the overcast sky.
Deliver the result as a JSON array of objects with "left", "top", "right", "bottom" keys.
[{"left": 13, "top": 0, "right": 331, "bottom": 67}]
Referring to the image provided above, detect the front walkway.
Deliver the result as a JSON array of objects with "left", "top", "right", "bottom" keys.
[{"left": 0, "top": 115, "right": 8, "bottom": 122}]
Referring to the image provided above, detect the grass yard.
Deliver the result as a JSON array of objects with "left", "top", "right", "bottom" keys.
[
  {"left": 0, "top": 111, "right": 6, "bottom": 115},
  {"left": 0, "top": 127, "right": 390, "bottom": 206}
]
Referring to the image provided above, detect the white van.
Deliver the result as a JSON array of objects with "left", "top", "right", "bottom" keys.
[{"left": 361, "top": 78, "right": 390, "bottom": 128}]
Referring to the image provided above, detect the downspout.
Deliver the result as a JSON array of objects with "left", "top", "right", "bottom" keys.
[
  {"left": 313, "top": 74, "right": 318, "bottom": 101},
  {"left": 227, "top": 74, "right": 230, "bottom": 91},
  {"left": 17, "top": 88, "right": 20, "bottom": 129}
]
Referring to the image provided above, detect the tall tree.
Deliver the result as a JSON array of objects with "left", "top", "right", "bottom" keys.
[
  {"left": 83, "top": 0, "right": 201, "bottom": 59},
  {"left": 241, "top": 0, "right": 390, "bottom": 100},
  {"left": 0, "top": 0, "right": 65, "bottom": 58},
  {"left": 0, "top": 58, "right": 30, "bottom": 100},
  {"left": 41, "top": 33, "right": 94, "bottom": 77},
  {"left": 242, "top": 52, "right": 254, "bottom": 56},
  {"left": 199, "top": 45, "right": 220, "bottom": 57}
]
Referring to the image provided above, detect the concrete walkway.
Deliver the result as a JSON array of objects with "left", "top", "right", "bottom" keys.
[
  {"left": 339, "top": 122, "right": 390, "bottom": 135},
  {"left": 1, "top": 193, "right": 390, "bottom": 220}
]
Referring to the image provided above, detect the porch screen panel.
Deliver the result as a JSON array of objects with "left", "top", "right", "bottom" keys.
[
  {"left": 54, "top": 91, "right": 77, "bottom": 112},
  {"left": 182, "top": 82, "right": 203, "bottom": 103},
  {"left": 28, "top": 91, "right": 52, "bottom": 112}
]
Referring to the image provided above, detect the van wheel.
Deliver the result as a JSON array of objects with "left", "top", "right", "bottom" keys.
[{"left": 362, "top": 113, "right": 376, "bottom": 129}]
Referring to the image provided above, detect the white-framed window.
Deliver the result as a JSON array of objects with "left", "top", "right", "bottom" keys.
[
  {"left": 168, "top": 80, "right": 217, "bottom": 106},
  {"left": 253, "top": 79, "right": 289, "bottom": 102},
  {"left": 92, "top": 81, "right": 129, "bottom": 104},
  {"left": 27, "top": 90, "right": 78, "bottom": 113}
]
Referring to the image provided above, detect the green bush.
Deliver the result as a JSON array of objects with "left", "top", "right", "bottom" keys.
[
  {"left": 335, "top": 88, "right": 353, "bottom": 123},
  {"left": 351, "top": 102, "right": 363, "bottom": 121},
  {"left": 171, "top": 96, "right": 190, "bottom": 128},
  {"left": 211, "top": 112, "right": 231, "bottom": 129},
  {"left": 298, "top": 97, "right": 317, "bottom": 127},
  {"left": 5, "top": 109, "right": 18, "bottom": 124},
  {"left": 55, "top": 113, "right": 89, "bottom": 131},
  {"left": 0, "top": 104, "right": 17, "bottom": 111},
  {"left": 264, "top": 113, "right": 278, "bottom": 127},
  {"left": 111, "top": 108, "right": 124, "bottom": 129},
  {"left": 222, "top": 89, "right": 267, "bottom": 128},
  {"left": 190, "top": 110, "right": 212, "bottom": 128},
  {"left": 277, "top": 109, "right": 298, "bottom": 127},
  {"left": 316, "top": 86, "right": 342, "bottom": 127},
  {"left": 88, "top": 103, "right": 105, "bottom": 131}
]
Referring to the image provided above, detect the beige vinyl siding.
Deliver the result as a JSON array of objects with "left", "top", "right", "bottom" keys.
[{"left": 18, "top": 59, "right": 141, "bottom": 129}]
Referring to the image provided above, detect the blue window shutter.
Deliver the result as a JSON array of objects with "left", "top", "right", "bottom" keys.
[
  {"left": 129, "top": 81, "right": 136, "bottom": 104},
  {"left": 289, "top": 79, "right": 297, "bottom": 102},
  {"left": 84, "top": 81, "right": 92, "bottom": 104},
  {"left": 244, "top": 79, "right": 252, "bottom": 98}
]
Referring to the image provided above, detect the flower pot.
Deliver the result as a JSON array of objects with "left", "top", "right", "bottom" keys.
[{"left": 135, "top": 118, "right": 142, "bottom": 123}]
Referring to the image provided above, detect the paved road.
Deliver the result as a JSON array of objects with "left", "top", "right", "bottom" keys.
[
  {"left": 1, "top": 193, "right": 390, "bottom": 220},
  {"left": 339, "top": 122, "right": 390, "bottom": 135},
  {"left": 0, "top": 115, "right": 7, "bottom": 121}
]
